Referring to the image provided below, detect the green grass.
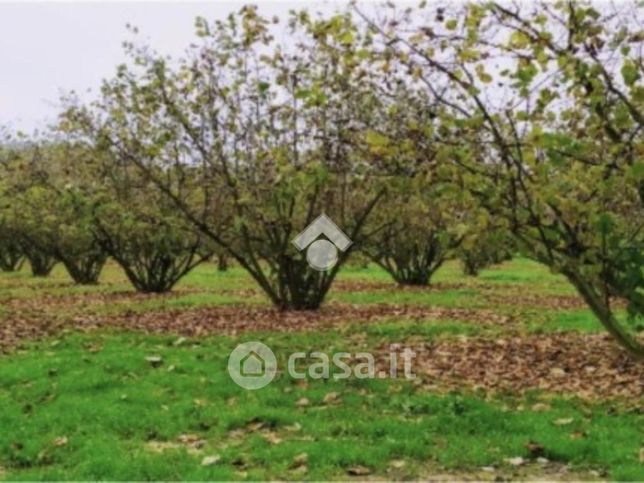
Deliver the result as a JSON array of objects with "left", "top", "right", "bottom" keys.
[
  {"left": 0, "top": 257, "right": 641, "bottom": 480},
  {"left": 329, "top": 287, "right": 484, "bottom": 308},
  {"left": 543, "top": 310, "right": 606, "bottom": 333},
  {"left": 476, "top": 258, "right": 577, "bottom": 295},
  {"left": 0, "top": 332, "right": 641, "bottom": 481},
  {"left": 0, "top": 257, "right": 578, "bottom": 313},
  {"left": 358, "top": 319, "right": 488, "bottom": 340},
  {"left": 522, "top": 309, "right": 638, "bottom": 335},
  {"left": 96, "top": 292, "right": 266, "bottom": 316},
  {"left": 0, "top": 258, "right": 584, "bottom": 324}
]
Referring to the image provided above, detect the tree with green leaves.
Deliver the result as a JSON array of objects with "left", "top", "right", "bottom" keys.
[
  {"left": 1, "top": 138, "right": 106, "bottom": 283},
  {"left": 0, "top": 235, "right": 24, "bottom": 272},
  {"left": 363, "top": 172, "right": 471, "bottom": 286},
  {"left": 358, "top": 0, "right": 643, "bottom": 356},
  {"left": 64, "top": 8, "right": 389, "bottom": 309},
  {"left": 86, "top": 155, "right": 211, "bottom": 293},
  {"left": 365, "top": 195, "right": 465, "bottom": 286},
  {"left": 0, "top": 129, "right": 26, "bottom": 272},
  {"left": 14, "top": 191, "right": 61, "bottom": 278},
  {"left": 51, "top": 191, "right": 107, "bottom": 285},
  {"left": 93, "top": 198, "right": 210, "bottom": 293},
  {"left": 0, "top": 142, "right": 59, "bottom": 277},
  {"left": 457, "top": 225, "right": 515, "bottom": 277}
]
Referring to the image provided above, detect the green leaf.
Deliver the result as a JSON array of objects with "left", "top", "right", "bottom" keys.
[
  {"left": 365, "top": 130, "right": 390, "bottom": 148},
  {"left": 475, "top": 64, "right": 492, "bottom": 83},
  {"left": 339, "top": 31, "right": 355, "bottom": 45},
  {"left": 595, "top": 213, "right": 614, "bottom": 234},
  {"left": 294, "top": 89, "right": 311, "bottom": 99},
  {"left": 257, "top": 81, "right": 270, "bottom": 94},
  {"left": 509, "top": 31, "right": 529, "bottom": 49},
  {"left": 621, "top": 61, "right": 640, "bottom": 86},
  {"left": 630, "top": 161, "right": 644, "bottom": 181}
]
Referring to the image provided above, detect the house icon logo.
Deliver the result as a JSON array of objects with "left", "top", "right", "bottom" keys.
[
  {"left": 292, "top": 214, "right": 352, "bottom": 271},
  {"left": 240, "top": 350, "right": 265, "bottom": 376},
  {"left": 228, "top": 341, "right": 277, "bottom": 390}
]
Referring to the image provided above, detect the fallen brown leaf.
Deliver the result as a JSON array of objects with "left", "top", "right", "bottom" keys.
[
  {"left": 0, "top": 301, "right": 516, "bottom": 355},
  {"left": 525, "top": 441, "right": 545, "bottom": 457},
  {"left": 389, "top": 459, "right": 406, "bottom": 469},
  {"left": 53, "top": 436, "right": 67, "bottom": 447},
  {"left": 177, "top": 434, "right": 206, "bottom": 449},
  {"left": 347, "top": 465, "right": 372, "bottom": 476},
  {"left": 530, "top": 403, "right": 550, "bottom": 412},
  {"left": 553, "top": 418, "right": 574, "bottom": 426},
  {"left": 292, "top": 453, "right": 308, "bottom": 466},
  {"left": 290, "top": 452, "right": 309, "bottom": 473},
  {"left": 377, "top": 333, "right": 643, "bottom": 403},
  {"left": 201, "top": 455, "right": 221, "bottom": 466},
  {"left": 505, "top": 456, "right": 525, "bottom": 466},
  {"left": 145, "top": 356, "right": 163, "bottom": 368},
  {"left": 261, "top": 432, "right": 282, "bottom": 445},
  {"left": 295, "top": 397, "right": 310, "bottom": 408},
  {"left": 322, "top": 392, "right": 340, "bottom": 404}
]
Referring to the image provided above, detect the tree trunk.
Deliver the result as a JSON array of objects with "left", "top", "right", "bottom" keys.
[
  {"left": 567, "top": 272, "right": 644, "bottom": 359},
  {"left": 62, "top": 255, "right": 107, "bottom": 285},
  {"left": 461, "top": 255, "right": 481, "bottom": 277},
  {"left": 27, "top": 253, "right": 57, "bottom": 277},
  {"left": 217, "top": 253, "right": 229, "bottom": 272},
  {"left": 0, "top": 252, "right": 24, "bottom": 272},
  {"left": 392, "top": 268, "right": 432, "bottom": 285}
]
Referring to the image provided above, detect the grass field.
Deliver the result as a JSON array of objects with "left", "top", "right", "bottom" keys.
[{"left": 0, "top": 259, "right": 642, "bottom": 480}]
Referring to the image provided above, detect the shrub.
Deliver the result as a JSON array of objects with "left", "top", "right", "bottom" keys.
[{"left": 0, "top": 229, "right": 24, "bottom": 272}]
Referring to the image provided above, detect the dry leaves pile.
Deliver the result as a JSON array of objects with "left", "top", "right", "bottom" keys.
[
  {"left": 482, "top": 293, "right": 590, "bottom": 310},
  {"left": 146, "top": 433, "right": 207, "bottom": 455},
  {"left": 0, "top": 284, "right": 641, "bottom": 405},
  {"left": 3, "top": 290, "right": 194, "bottom": 311},
  {"left": 481, "top": 292, "right": 627, "bottom": 311},
  {"left": 106, "top": 304, "right": 511, "bottom": 335},
  {"left": 380, "top": 333, "right": 643, "bottom": 401},
  {"left": 0, "top": 311, "right": 67, "bottom": 352},
  {"left": 0, "top": 302, "right": 510, "bottom": 352},
  {"left": 332, "top": 279, "right": 617, "bottom": 312},
  {"left": 2, "top": 279, "right": 468, "bottom": 311},
  {"left": 331, "top": 280, "right": 470, "bottom": 293}
]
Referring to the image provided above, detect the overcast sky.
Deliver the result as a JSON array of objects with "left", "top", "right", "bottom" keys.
[{"left": 0, "top": 1, "right": 347, "bottom": 132}]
